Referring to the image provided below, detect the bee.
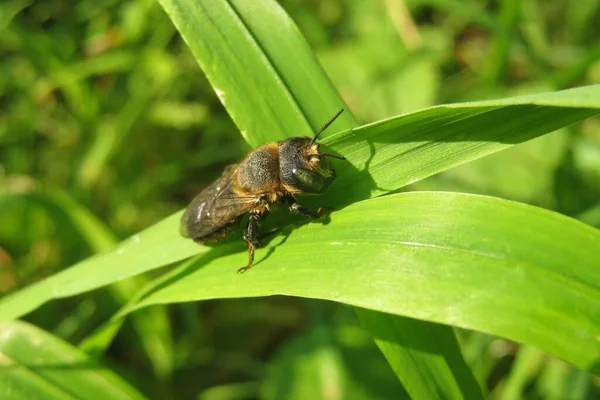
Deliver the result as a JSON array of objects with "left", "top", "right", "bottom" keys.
[{"left": 180, "top": 109, "right": 346, "bottom": 273}]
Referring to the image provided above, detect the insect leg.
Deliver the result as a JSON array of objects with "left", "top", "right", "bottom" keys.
[
  {"left": 238, "top": 213, "right": 261, "bottom": 274},
  {"left": 288, "top": 201, "right": 327, "bottom": 220}
]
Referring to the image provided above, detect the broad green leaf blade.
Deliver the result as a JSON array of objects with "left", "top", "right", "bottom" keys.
[
  {"left": 151, "top": 2, "right": 599, "bottom": 396},
  {"left": 114, "top": 192, "right": 600, "bottom": 373},
  {"left": 321, "top": 89, "right": 600, "bottom": 206},
  {"left": 2, "top": 87, "right": 598, "bottom": 323},
  {"left": 354, "top": 310, "right": 483, "bottom": 399},
  {"left": 226, "top": 0, "right": 354, "bottom": 135},
  {"left": 79, "top": 0, "right": 477, "bottom": 395},
  {"left": 155, "top": 0, "right": 353, "bottom": 147},
  {"left": 0, "top": 320, "right": 145, "bottom": 400},
  {"left": 2, "top": 0, "right": 600, "bottom": 393}
]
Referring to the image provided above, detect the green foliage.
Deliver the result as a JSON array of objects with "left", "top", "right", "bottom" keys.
[
  {"left": 1, "top": 0, "right": 600, "bottom": 399},
  {"left": 0, "top": 320, "right": 144, "bottom": 399},
  {"left": 110, "top": 192, "right": 599, "bottom": 373}
]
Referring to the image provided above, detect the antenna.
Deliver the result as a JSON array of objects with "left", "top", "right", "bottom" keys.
[{"left": 311, "top": 109, "right": 344, "bottom": 144}]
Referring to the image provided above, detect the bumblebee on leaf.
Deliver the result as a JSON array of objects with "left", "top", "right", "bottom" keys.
[{"left": 180, "top": 109, "right": 346, "bottom": 273}]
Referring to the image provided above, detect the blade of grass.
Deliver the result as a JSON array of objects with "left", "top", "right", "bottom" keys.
[
  {"left": 0, "top": 0, "right": 31, "bottom": 31},
  {"left": 104, "top": 2, "right": 483, "bottom": 396},
  {"left": 0, "top": 321, "right": 145, "bottom": 400},
  {"left": 2, "top": 83, "right": 599, "bottom": 312},
  {"left": 483, "top": 0, "right": 520, "bottom": 83},
  {"left": 3, "top": 84, "right": 596, "bottom": 323},
  {"left": 500, "top": 346, "right": 545, "bottom": 399},
  {"left": 3, "top": 1, "right": 592, "bottom": 396},
  {"left": 0, "top": 184, "right": 173, "bottom": 379},
  {"left": 320, "top": 90, "right": 600, "bottom": 207},
  {"left": 355, "top": 310, "right": 483, "bottom": 399},
  {"left": 111, "top": 192, "right": 600, "bottom": 373},
  {"left": 155, "top": 0, "right": 353, "bottom": 146}
]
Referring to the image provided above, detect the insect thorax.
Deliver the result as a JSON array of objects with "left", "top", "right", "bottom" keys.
[{"left": 236, "top": 143, "right": 281, "bottom": 193}]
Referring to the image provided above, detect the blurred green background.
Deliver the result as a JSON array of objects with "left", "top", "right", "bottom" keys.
[{"left": 1, "top": 0, "right": 599, "bottom": 398}]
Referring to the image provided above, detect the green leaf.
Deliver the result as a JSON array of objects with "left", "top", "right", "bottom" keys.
[
  {"left": 0, "top": 185, "right": 173, "bottom": 379},
  {"left": 113, "top": 192, "right": 600, "bottom": 374},
  {"left": 0, "top": 211, "right": 198, "bottom": 321},
  {"left": 500, "top": 345, "right": 545, "bottom": 399},
  {"left": 3, "top": 0, "right": 600, "bottom": 396},
  {"left": 154, "top": 2, "right": 482, "bottom": 397},
  {"left": 156, "top": 0, "right": 352, "bottom": 147},
  {"left": 0, "top": 0, "right": 31, "bottom": 31},
  {"left": 354, "top": 310, "right": 483, "bottom": 399},
  {"left": 0, "top": 320, "right": 145, "bottom": 400},
  {"left": 322, "top": 87, "right": 600, "bottom": 206},
  {"left": 2, "top": 86, "right": 599, "bottom": 323},
  {"left": 261, "top": 323, "right": 408, "bottom": 399}
]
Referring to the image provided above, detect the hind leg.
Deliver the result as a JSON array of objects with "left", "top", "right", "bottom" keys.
[{"left": 238, "top": 213, "right": 261, "bottom": 274}]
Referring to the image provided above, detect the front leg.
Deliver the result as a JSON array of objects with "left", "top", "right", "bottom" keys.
[
  {"left": 238, "top": 213, "right": 261, "bottom": 274},
  {"left": 287, "top": 196, "right": 327, "bottom": 220}
]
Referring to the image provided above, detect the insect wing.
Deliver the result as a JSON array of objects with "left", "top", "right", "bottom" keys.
[{"left": 180, "top": 165, "right": 259, "bottom": 239}]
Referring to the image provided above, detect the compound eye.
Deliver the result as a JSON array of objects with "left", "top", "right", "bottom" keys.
[{"left": 291, "top": 167, "right": 326, "bottom": 193}]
